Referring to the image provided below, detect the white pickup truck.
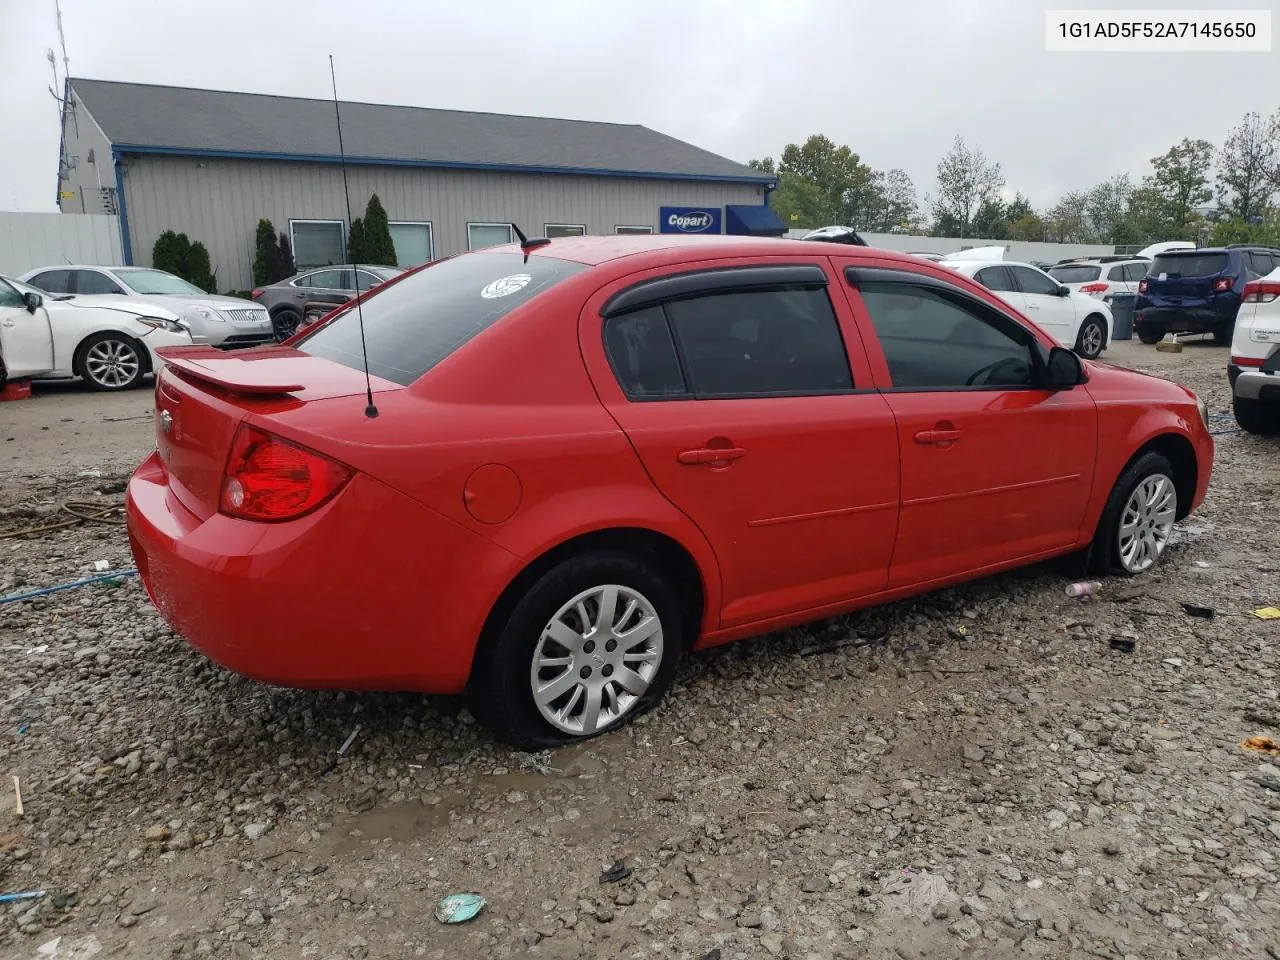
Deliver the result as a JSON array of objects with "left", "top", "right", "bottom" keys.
[{"left": 1229, "top": 268, "right": 1280, "bottom": 434}]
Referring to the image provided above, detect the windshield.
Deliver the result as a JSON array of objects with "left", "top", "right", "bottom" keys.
[
  {"left": 116, "top": 269, "right": 208, "bottom": 295},
  {"left": 298, "top": 253, "right": 588, "bottom": 386},
  {"left": 1049, "top": 265, "right": 1101, "bottom": 283},
  {"left": 1149, "top": 253, "right": 1227, "bottom": 278},
  {"left": 5, "top": 276, "right": 54, "bottom": 298}
]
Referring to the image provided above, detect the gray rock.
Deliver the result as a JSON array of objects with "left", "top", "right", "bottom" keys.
[
  {"left": 948, "top": 916, "right": 983, "bottom": 941},
  {"left": 243, "top": 822, "right": 271, "bottom": 840}
]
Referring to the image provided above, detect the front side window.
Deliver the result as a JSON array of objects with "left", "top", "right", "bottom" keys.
[
  {"left": 0, "top": 279, "right": 23, "bottom": 308},
  {"left": 73, "top": 271, "right": 124, "bottom": 295},
  {"left": 1010, "top": 265, "right": 1061, "bottom": 296},
  {"left": 663, "top": 287, "right": 853, "bottom": 397},
  {"left": 468, "top": 223, "right": 516, "bottom": 250},
  {"left": 857, "top": 282, "right": 1035, "bottom": 390},
  {"left": 975, "top": 265, "right": 1017, "bottom": 292},
  {"left": 28, "top": 269, "right": 72, "bottom": 294},
  {"left": 290, "top": 220, "right": 345, "bottom": 270},
  {"left": 299, "top": 253, "right": 586, "bottom": 386}
]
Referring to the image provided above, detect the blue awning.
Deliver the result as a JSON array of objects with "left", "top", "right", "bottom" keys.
[{"left": 725, "top": 204, "right": 786, "bottom": 237}]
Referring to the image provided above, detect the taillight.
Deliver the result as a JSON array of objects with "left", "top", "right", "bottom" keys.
[
  {"left": 250, "top": 288, "right": 264, "bottom": 300},
  {"left": 1244, "top": 280, "right": 1280, "bottom": 303},
  {"left": 1232, "top": 356, "right": 1265, "bottom": 367},
  {"left": 220, "top": 425, "right": 352, "bottom": 522},
  {"left": 1080, "top": 283, "right": 1109, "bottom": 294},
  {"left": 1138, "top": 279, "right": 1148, "bottom": 294},
  {"left": 1214, "top": 277, "right": 1235, "bottom": 293}
]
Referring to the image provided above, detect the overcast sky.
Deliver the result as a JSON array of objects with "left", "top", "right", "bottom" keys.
[{"left": 1, "top": 0, "right": 1276, "bottom": 213}]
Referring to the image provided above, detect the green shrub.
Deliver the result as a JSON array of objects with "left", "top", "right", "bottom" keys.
[{"left": 152, "top": 230, "right": 215, "bottom": 292}]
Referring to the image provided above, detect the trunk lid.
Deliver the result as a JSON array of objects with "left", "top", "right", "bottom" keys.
[{"left": 153, "top": 346, "right": 400, "bottom": 520}]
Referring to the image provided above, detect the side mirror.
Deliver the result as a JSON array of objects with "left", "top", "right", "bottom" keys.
[
  {"left": 1056, "top": 285, "right": 1072, "bottom": 297},
  {"left": 1046, "top": 346, "right": 1086, "bottom": 389},
  {"left": 22, "top": 291, "right": 42, "bottom": 313}
]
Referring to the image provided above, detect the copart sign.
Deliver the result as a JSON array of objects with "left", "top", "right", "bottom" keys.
[{"left": 659, "top": 206, "right": 722, "bottom": 234}]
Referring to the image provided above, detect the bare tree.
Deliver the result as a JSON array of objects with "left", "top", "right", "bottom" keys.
[
  {"left": 1217, "top": 112, "right": 1278, "bottom": 222},
  {"left": 929, "top": 136, "right": 1005, "bottom": 238}
]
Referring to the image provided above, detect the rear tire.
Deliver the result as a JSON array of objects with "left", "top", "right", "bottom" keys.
[
  {"left": 272, "top": 308, "right": 301, "bottom": 342},
  {"left": 75, "top": 332, "right": 146, "bottom": 391},
  {"left": 1088, "top": 451, "right": 1178, "bottom": 576},
  {"left": 1233, "top": 395, "right": 1280, "bottom": 435},
  {"left": 1136, "top": 324, "right": 1164, "bottom": 345},
  {"left": 468, "top": 550, "right": 684, "bottom": 751},
  {"left": 1074, "top": 315, "right": 1107, "bottom": 359}
]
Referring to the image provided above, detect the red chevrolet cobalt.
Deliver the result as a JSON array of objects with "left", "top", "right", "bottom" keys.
[{"left": 127, "top": 236, "right": 1213, "bottom": 749}]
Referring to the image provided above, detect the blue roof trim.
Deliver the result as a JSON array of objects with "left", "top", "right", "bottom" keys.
[{"left": 110, "top": 143, "right": 777, "bottom": 186}]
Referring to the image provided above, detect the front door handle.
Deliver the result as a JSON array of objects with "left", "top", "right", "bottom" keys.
[
  {"left": 914, "top": 429, "right": 961, "bottom": 445},
  {"left": 678, "top": 446, "right": 747, "bottom": 466}
]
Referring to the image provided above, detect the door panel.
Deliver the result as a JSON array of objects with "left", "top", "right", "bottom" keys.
[
  {"left": 1010, "top": 265, "right": 1076, "bottom": 345},
  {"left": 580, "top": 258, "right": 900, "bottom": 628},
  {"left": 0, "top": 299, "right": 54, "bottom": 377},
  {"left": 837, "top": 267, "right": 1098, "bottom": 587}
]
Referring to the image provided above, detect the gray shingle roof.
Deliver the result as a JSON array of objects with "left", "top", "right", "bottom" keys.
[{"left": 70, "top": 78, "right": 770, "bottom": 183}]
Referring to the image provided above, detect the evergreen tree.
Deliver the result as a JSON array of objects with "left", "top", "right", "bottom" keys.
[
  {"left": 252, "top": 218, "right": 277, "bottom": 287},
  {"left": 347, "top": 217, "right": 366, "bottom": 263},
  {"left": 361, "top": 194, "right": 397, "bottom": 266},
  {"left": 275, "top": 232, "right": 296, "bottom": 279}
]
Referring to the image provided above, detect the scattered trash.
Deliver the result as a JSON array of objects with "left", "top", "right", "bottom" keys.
[
  {"left": 75, "top": 470, "right": 102, "bottom": 478},
  {"left": 949, "top": 625, "right": 970, "bottom": 639},
  {"left": 1180, "top": 603, "right": 1215, "bottom": 619},
  {"left": 27, "top": 645, "right": 48, "bottom": 655},
  {"left": 435, "top": 893, "right": 485, "bottom": 924},
  {"left": 337, "top": 725, "right": 362, "bottom": 757},
  {"left": 1242, "top": 736, "right": 1280, "bottom": 756},
  {"left": 1065, "top": 581, "right": 1101, "bottom": 599},
  {"left": 12, "top": 776, "right": 23, "bottom": 817},
  {"left": 0, "top": 889, "right": 44, "bottom": 903},
  {"left": 1162, "top": 658, "right": 1184, "bottom": 668},
  {"left": 0, "top": 569, "right": 139, "bottom": 607},
  {"left": 599, "top": 859, "right": 632, "bottom": 884},
  {"left": 17, "top": 720, "right": 29, "bottom": 735},
  {"left": 881, "top": 869, "right": 957, "bottom": 920},
  {"left": 1193, "top": 560, "right": 1212, "bottom": 569},
  {"left": 36, "top": 933, "right": 101, "bottom": 959},
  {"left": 517, "top": 751, "right": 555, "bottom": 775},
  {"left": 91, "top": 560, "right": 109, "bottom": 572},
  {"left": 1109, "top": 637, "right": 1136, "bottom": 654},
  {"left": 1156, "top": 335, "right": 1183, "bottom": 353},
  {"left": 1254, "top": 608, "right": 1280, "bottom": 621}
]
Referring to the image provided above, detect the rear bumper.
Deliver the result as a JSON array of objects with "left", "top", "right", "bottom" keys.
[
  {"left": 1234, "top": 369, "right": 1280, "bottom": 402},
  {"left": 1135, "top": 303, "right": 1235, "bottom": 334},
  {"left": 126, "top": 452, "right": 520, "bottom": 693}
]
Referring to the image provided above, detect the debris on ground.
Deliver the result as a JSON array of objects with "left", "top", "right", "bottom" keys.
[
  {"left": 1109, "top": 636, "right": 1136, "bottom": 653},
  {"left": 0, "top": 891, "right": 44, "bottom": 904},
  {"left": 1242, "top": 735, "right": 1280, "bottom": 755},
  {"left": 1254, "top": 607, "right": 1280, "bottom": 620},
  {"left": 1065, "top": 580, "right": 1100, "bottom": 598},
  {"left": 434, "top": 893, "right": 485, "bottom": 924},
  {"left": 1180, "top": 602, "right": 1215, "bottom": 619},
  {"left": 599, "top": 859, "right": 633, "bottom": 884}
]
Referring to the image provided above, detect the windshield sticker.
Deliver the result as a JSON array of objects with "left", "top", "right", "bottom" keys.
[{"left": 480, "top": 274, "right": 532, "bottom": 299}]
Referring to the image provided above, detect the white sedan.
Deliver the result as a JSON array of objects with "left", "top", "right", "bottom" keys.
[
  {"left": 941, "top": 256, "right": 1114, "bottom": 359},
  {"left": 0, "top": 275, "right": 192, "bottom": 391}
]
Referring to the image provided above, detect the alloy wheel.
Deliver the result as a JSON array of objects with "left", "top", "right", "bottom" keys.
[
  {"left": 1080, "top": 320, "right": 1104, "bottom": 358},
  {"left": 530, "top": 584, "right": 664, "bottom": 737},
  {"left": 85, "top": 339, "right": 141, "bottom": 388},
  {"left": 1117, "top": 473, "right": 1176, "bottom": 573}
]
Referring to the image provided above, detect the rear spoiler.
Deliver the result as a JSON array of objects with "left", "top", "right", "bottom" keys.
[{"left": 155, "top": 346, "right": 305, "bottom": 395}]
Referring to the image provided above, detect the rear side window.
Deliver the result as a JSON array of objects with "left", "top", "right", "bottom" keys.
[
  {"left": 1150, "top": 253, "right": 1228, "bottom": 278},
  {"left": 665, "top": 288, "right": 853, "bottom": 397},
  {"left": 1123, "top": 262, "right": 1150, "bottom": 282},
  {"left": 1246, "top": 251, "right": 1276, "bottom": 278},
  {"left": 603, "top": 307, "right": 687, "bottom": 398},
  {"left": 28, "top": 269, "right": 72, "bottom": 293},
  {"left": 299, "top": 253, "right": 587, "bottom": 386},
  {"left": 1049, "top": 265, "right": 1100, "bottom": 284}
]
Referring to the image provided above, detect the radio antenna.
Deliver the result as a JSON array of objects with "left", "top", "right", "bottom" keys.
[{"left": 329, "top": 55, "right": 377, "bottom": 419}]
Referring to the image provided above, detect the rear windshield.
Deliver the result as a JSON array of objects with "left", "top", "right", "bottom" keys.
[
  {"left": 1150, "top": 253, "right": 1228, "bottom": 278},
  {"left": 1048, "top": 265, "right": 1100, "bottom": 283},
  {"left": 298, "top": 253, "right": 587, "bottom": 385}
]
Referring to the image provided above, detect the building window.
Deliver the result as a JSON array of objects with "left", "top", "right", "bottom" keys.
[
  {"left": 615, "top": 225, "right": 654, "bottom": 235},
  {"left": 290, "top": 220, "right": 345, "bottom": 271},
  {"left": 389, "top": 222, "right": 434, "bottom": 267},
  {"left": 544, "top": 224, "right": 586, "bottom": 239},
  {"left": 467, "top": 223, "right": 516, "bottom": 250}
]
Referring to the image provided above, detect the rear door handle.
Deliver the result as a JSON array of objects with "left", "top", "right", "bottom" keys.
[
  {"left": 678, "top": 446, "right": 747, "bottom": 466},
  {"left": 914, "top": 429, "right": 961, "bottom": 445}
]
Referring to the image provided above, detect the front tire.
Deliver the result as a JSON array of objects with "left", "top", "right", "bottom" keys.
[
  {"left": 76, "top": 333, "right": 145, "bottom": 391},
  {"left": 1075, "top": 315, "right": 1107, "bottom": 359},
  {"left": 272, "top": 308, "right": 301, "bottom": 342},
  {"left": 468, "top": 551, "right": 684, "bottom": 750},
  {"left": 1089, "top": 452, "right": 1178, "bottom": 576},
  {"left": 1233, "top": 395, "right": 1280, "bottom": 435}
]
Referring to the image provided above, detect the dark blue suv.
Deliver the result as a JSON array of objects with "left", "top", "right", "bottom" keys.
[{"left": 1134, "top": 245, "right": 1280, "bottom": 345}]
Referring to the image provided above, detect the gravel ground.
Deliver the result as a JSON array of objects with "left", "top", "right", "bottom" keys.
[{"left": 2, "top": 341, "right": 1280, "bottom": 960}]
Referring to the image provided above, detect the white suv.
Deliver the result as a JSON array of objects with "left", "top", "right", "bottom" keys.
[
  {"left": 1048, "top": 257, "right": 1150, "bottom": 299},
  {"left": 1229, "top": 267, "right": 1280, "bottom": 434}
]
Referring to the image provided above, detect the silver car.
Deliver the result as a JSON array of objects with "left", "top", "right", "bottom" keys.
[{"left": 18, "top": 265, "right": 276, "bottom": 349}]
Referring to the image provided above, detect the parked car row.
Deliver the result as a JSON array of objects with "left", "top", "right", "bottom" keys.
[
  {"left": 1229, "top": 266, "right": 1280, "bottom": 434},
  {"left": 252, "top": 264, "right": 403, "bottom": 339}
]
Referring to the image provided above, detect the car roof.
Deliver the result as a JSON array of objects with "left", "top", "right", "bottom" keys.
[
  {"left": 488, "top": 234, "right": 940, "bottom": 271},
  {"left": 941, "top": 259, "right": 1040, "bottom": 271}
]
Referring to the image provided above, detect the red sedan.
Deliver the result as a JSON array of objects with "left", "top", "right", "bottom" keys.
[{"left": 127, "top": 236, "right": 1213, "bottom": 749}]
